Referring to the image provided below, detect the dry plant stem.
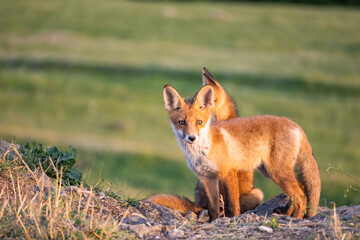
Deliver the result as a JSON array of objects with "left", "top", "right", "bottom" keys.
[
  {"left": 0, "top": 200, "right": 8, "bottom": 219},
  {"left": 25, "top": 193, "right": 39, "bottom": 212},
  {"left": 331, "top": 202, "right": 343, "bottom": 239},
  {"left": 39, "top": 170, "right": 45, "bottom": 202},
  {"left": 0, "top": 186, "right": 5, "bottom": 203},
  {"left": 328, "top": 165, "right": 360, "bottom": 183},
  {"left": 119, "top": 206, "right": 131, "bottom": 226},
  {"left": 17, "top": 193, "right": 28, "bottom": 216},
  {"left": 67, "top": 223, "right": 71, "bottom": 238},
  {"left": 103, "top": 214, "right": 112, "bottom": 228},
  {"left": 16, "top": 213, "right": 29, "bottom": 239},
  {"left": 55, "top": 166, "right": 63, "bottom": 220},
  {"left": 78, "top": 188, "right": 83, "bottom": 213},
  {"left": 12, "top": 180, "right": 30, "bottom": 239},
  {"left": 131, "top": 213, "right": 152, "bottom": 226},
  {"left": 9, "top": 171, "right": 17, "bottom": 204},
  {"left": 13, "top": 145, "right": 40, "bottom": 186},
  {"left": 59, "top": 221, "right": 65, "bottom": 240},
  {"left": 30, "top": 210, "right": 43, "bottom": 238},
  {"left": 93, "top": 231, "right": 101, "bottom": 239},
  {"left": 288, "top": 218, "right": 293, "bottom": 230},
  {"left": 48, "top": 189, "right": 54, "bottom": 239},
  {"left": 192, "top": 224, "right": 216, "bottom": 234},
  {"left": 66, "top": 187, "right": 74, "bottom": 219},
  {"left": 83, "top": 188, "right": 93, "bottom": 219},
  {"left": 90, "top": 202, "right": 95, "bottom": 229},
  {"left": 16, "top": 174, "right": 29, "bottom": 215},
  {"left": 96, "top": 204, "right": 104, "bottom": 223}
]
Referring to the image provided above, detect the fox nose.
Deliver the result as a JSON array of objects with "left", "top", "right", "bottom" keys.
[{"left": 188, "top": 135, "right": 197, "bottom": 142}]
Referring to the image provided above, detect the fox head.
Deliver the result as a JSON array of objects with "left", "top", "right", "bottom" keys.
[
  {"left": 202, "top": 67, "right": 238, "bottom": 120},
  {"left": 163, "top": 84, "right": 214, "bottom": 144}
]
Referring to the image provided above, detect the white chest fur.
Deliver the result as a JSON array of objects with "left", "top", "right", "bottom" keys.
[{"left": 171, "top": 122, "right": 218, "bottom": 177}]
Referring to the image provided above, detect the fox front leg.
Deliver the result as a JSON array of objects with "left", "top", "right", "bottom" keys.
[
  {"left": 199, "top": 176, "right": 220, "bottom": 221},
  {"left": 222, "top": 169, "right": 240, "bottom": 217}
]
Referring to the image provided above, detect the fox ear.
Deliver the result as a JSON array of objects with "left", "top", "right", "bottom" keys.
[
  {"left": 196, "top": 85, "right": 214, "bottom": 109},
  {"left": 163, "top": 85, "right": 184, "bottom": 111},
  {"left": 202, "top": 67, "right": 220, "bottom": 88}
]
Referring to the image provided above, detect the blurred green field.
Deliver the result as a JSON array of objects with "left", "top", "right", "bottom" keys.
[{"left": 0, "top": 1, "right": 359, "bottom": 206}]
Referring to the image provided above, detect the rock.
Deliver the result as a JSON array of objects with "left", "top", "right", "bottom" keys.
[
  {"left": 336, "top": 205, "right": 360, "bottom": 220},
  {"left": 311, "top": 205, "right": 360, "bottom": 222},
  {"left": 97, "top": 191, "right": 105, "bottom": 198},
  {"left": 184, "top": 211, "right": 197, "bottom": 221},
  {"left": 122, "top": 214, "right": 149, "bottom": 225},
  {"left": 147, "top": 225, "right": 165, "bottom": 238},
  {"left": 138, "top": 201, "right": 185, "bottom": 225},
  {"left": 198, "top": 209, "right": 210, "bottom": 223},
  {"left": 129, "top": 224, "right": 149, "bottom": 238},
  {"left": 247, "top": 193, "right": 290, "bottom": 216},
  {"left": 258, "top": 225, "right": 273, "bottom": 233},
  {"left": 168, "top": 228, "right": 184, "bottom": 239}
]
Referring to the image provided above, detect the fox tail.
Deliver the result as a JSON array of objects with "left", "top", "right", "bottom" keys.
[{"left": 145, "top": 194, "right": 203, "bottom": 216}]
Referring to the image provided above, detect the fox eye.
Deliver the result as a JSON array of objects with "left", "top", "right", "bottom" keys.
[
  {"left": 196, "top": 120, "right": 203, "bottom": 125},
  {"left": 178, "top": 120, "right": 186, "bottom": 125}
]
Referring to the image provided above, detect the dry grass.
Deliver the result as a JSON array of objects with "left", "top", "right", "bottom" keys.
[{"left": 0, "top": 144, "right": 125, "bottom": 239}]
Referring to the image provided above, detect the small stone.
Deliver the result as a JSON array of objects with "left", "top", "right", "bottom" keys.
[
  {"left": 185, "top": 211, "right": 197, "bottom": 221},
  {"left": 98, "top": 192, "right": 105, "bottom": 198},
  {"left": 150, "top": 224, "right": 164, "bottom": 232},
  {"left": 147, "top": 225, "right": 164, "bottom": 238},
  {"left": 168, "top": 228, "right": 184, "bottom": 239},
  {"left": 122, "top": 215, "right": 148, "bottom": 225},
  {"left": 129, "top": 224, "right": 149, "bottom": 238},
  {"left": 248, "top": 193, "right": 290, "bottom": 217},
  {"left": 137, "top": 201, "right": 185, "bottom": 224},
  {"left": 198, "top": 210, "right": 210, "bottom": 223},
  {"left": 258, "top": 225, "right": 273, "bottom": 233}
]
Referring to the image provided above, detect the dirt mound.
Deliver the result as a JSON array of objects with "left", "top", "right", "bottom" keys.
[{"left": 0, "top": 140, "right": 359, "bottom": 239}]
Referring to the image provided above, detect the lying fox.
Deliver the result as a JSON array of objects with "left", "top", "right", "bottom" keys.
[
  {"left": 147, "top": 68, "right": 263, "bottom": 216},
  {"left": 162, "top": 83, "right": 321, "bottom": 221}
]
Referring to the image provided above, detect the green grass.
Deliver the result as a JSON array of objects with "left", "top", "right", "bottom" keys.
[{"left": 0, "top": 0, "right": 359, "bottom": 206}]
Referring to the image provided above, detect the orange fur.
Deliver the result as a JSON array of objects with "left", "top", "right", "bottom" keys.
[
  {"left": 202, "top": 67, "right": 238, "bottom": 120},
  {"left": 146, "top": 194, "right": 203, "bottom": 216},
  {"left": 163, "top": 84, "right": 321, "bottom": 220}
]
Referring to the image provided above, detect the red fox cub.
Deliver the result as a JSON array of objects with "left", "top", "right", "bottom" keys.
[
  {"left": 196, "top": 68, "right": 263, "bottom": 216},
  {"left": 147, "top": 68, "right": 263, "bottom": 217},
  {"left": 162, "top": 84, "right": 321, "bottom": 220}
]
